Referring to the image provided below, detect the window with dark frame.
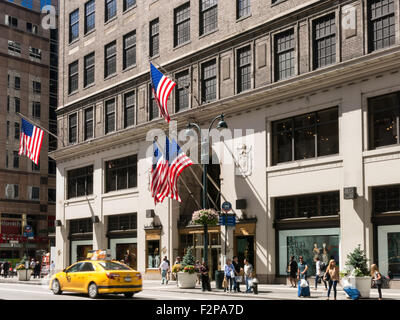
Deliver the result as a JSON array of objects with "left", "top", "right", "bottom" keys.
[
  {"left": 84, "top": 107, "right": 94, "bottom": 140},
  {"left": 237, "top": 0, "right": 250, "bottom": 19},
  {"left": 149, "top": 85, "right": 159, "bottom": 120},
  {"left": 124, "top": 0, "right": 136, "bottom": 11},
  {"left": 104, "top": 41, "right": 116, "bottom": 78},
  {"left": 14, "top": 76, "right": 20, "bottom": 90},
  {"left": 174, "top": 3, "right": 190, "bottom": 47},
  {"left": 13, "top": 151, "right": 19, "bottom": 169},
  {"left": 14, "top": 122, "right": 19, "bottom": 140},
  {"left": 368, "top": 92, "right": 400, "bottom": 150},
  {"left": 201, "top": 59, "right": 217, "bottom": 103},
  {"left": 14, "top": 98, "right": 20, "bottom": 113},
  {"left": 200, "top": 0, "right": 218, "bottom": 36},
  {"left": 275, "top": 191, "right": 340, "bottom": 219},
  {"left": 67, "top": 166, "right": 93, "bottom": 199},
  {"left": 84, "top": 52, "right": 95, "bottom": 87},
  {"left": 8, "top": 40, "right": 21, "bottom": 54},
  {"left": 368, "top": 0, "right": 395, "bottom": 52},
  {"left": 33, "top": 81, "right": 41, "bottom": 94},
  {"left": 275, "top": 29, "right": 295, "bottom": 81},
  {"left": 69, "top": 218, "right": 93, "bottom": 234},
  {"left": 108, "top": 213, "right": 137, "bottom": 231},
  {"left": 105, "top": 0, "right": 117, "bottom": 22},
  {"left": 69, "top": 60, "right": 79, "bottom": 93},
  {"left": 373, "top": 185, "right": 400, "bottom": 214},
  {"left": 85, "top": 0, "right": 95, "bottom": 34},
  {"left": 105, "top": 99, "right": 116, "bottom": 134},
  {"left": 32, "top": 161, "right": 40, "bottom": 172},
  {"left": 124, "top": 91, "right": 135, "bottom": 128},
  {"left": 7, "top": 121, "right": 10, "bottom": 138},
  {"left": 313, "top": 13, "right": 336, "bottom": 69},
  {"left": 69, "top": 113, "right": 78, "bottom": 144},
  {"left": 149, "top": 18, "right": 159, "bottom": 57},
  {"left": 237, "top": 45, "right": 252, "bottom": 93},
  {"left": 69, "top": 9, "right": 79, "bottom": 43},
  {"left": 32, "top": 102, "right": 41, "bottom": 119},
  {"left": 105, "top": 155, "right": 138, "bottom": 193},
  {"left": 29, "top": 47, "right": 42, "bottom": 60},
  {"left": 175, "top": 70, "right": 190, "bottom": 112},
  {"left": 123, "top": 31, "right": 136, "bottom": 70},
  {"left": 48, "top": 188, "right": 56, "bottom": 203},
  {"left": 272, "top": 107, "right": 339, "bottom": 165}
]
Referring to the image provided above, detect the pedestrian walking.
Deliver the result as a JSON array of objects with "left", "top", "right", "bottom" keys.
[
  {"left": 297, "top": 256, "right": 309, "bottom": 281},
  {"left": 314, "top": 257, "right": 327, "bottom": 290},
  {"left": 164, "top": 256, "right": 171, "bottom": 282},
  {"left": 195, "top": 260, "right": 201, "bottom": 285},
  {"left": 243, "top": 259, "right": 253, "bottom": 293},
  {"left": 324, "top": 259, "right": 339, "bottom": 300},
  {"left": 371, "top": 264, "right": 383, "bottom": 300},
  {"left": 34, "top": 261, "right": 41, "bottom": 278},
  {"left": 50, "top": 260, "right": 56, "bottom": 275},
  {"left": 288, "top": 256, "right": 298, "bottom": 288},
  {"left": 159, "top": 256, "right": 170, "bottom": 285},
  {"left": 232, "top": 256, "right": 242, "bottom": 292},
  {"left": 173, "top": 256, "right": 181, "bottom": 285},
  {"left": 200, "top": 261, "right": 211, "bottom": 292},
  {"left": 3, "top": 261, "right": 10, "bottom": 278},
  {"left": 224, "top": 258, "right": 235, "bottom": 293}
]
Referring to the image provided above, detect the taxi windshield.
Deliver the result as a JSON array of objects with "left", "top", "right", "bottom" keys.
[{"left": 98, "top": 262, "right": 131, "bottom": 270}]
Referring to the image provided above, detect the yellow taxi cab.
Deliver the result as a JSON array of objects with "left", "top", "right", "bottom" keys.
[{"left": 49, "top": 260, "right": 142, "bottom": 299}]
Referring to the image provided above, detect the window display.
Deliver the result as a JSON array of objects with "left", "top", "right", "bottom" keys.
[
  {"left": 147, "top": 240, "right": 160, "bottom": 268},
  {"left": 388, "top": 232, "right": 400, "bottom": 276}
]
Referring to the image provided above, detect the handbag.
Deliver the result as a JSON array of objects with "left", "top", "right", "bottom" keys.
[
  {"left": 235, "top": 276, "right": 243, "bottom": 282},
  {"left": 222, "top": 276, "right": 228, "bottom": 288},
  {"left": 230, "top": 270, "right": 235, "bottom": 278},
  {"left": 324, "top": 272, "right": 330, "bottom": 282}
]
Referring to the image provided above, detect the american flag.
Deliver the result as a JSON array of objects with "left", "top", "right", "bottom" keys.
[
  {"left": 150, "top": 63, "right": 176, "bottom": 123},
  {"left": 151, "top": 137, "right": 193, "bottom": 204},
  {"left": 19, "top": 118, "right": 44, "bottom": 165}
]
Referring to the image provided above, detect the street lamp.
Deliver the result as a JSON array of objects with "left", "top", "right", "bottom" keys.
[{"left": 186, "top": 114, "right": 228, "bottom": 266}]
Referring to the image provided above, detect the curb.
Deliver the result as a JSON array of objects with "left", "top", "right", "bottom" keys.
[{"left": 0, "top": 279, "right": 49, "bottom": 286}]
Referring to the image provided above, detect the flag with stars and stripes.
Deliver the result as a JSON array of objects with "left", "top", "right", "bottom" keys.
[{"left": 18, "top": 118, "right": 44, "bottom": 165}]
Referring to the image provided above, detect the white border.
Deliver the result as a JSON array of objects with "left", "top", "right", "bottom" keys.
[
  {"left": 109, "top": 237, "right": 137, "bottom": 260},
  {"left": 71, "top": 240, "right": 93, "bottom": 264},
  {"left": 377, "top": 225, "right": 400, "bottom": 276}
]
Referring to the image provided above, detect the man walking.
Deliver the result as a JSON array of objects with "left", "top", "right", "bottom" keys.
[
  {"left": 297, "top": 256, "right": 309, "bottom": 281},
  {"left": 159, "top": 256, "right": 170, "bottom": 285},
  {"left": 232, "top": 256, "right": 241, "bottom": 292},
  {"left": 200, "top": 261, "right": 211, "bottom": 292},
  {"left": 244, "top": 259, "right": 253, "bottom": 293},
  {"left": 3, "top": 261, "right": 9, "bottom": 278}
]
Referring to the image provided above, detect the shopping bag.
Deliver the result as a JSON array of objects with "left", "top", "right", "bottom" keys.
[
  {"left": 222, "top": 277, "right": 228, "bottom": 289},
  {"left": 300, "top": 279, "right": 309, "bottom": 288},
  {"left": 343, "top": 287, "right": 360, "bottom": 300},
  {"left": 298, "top": 281, "right": 310, "bottom": 297},
  {"left": 235, "top": 276, "right": 243, "bottom": 282}
]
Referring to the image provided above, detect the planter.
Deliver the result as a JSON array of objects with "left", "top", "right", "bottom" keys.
[
  {"left": 17, "top": 269, "right": 33, "bottom": 281},
  {"left": 346, "top": 276, "right": 371, "bottom": 298},
  {"left": 177, "top": 271, "right": 197, "bottom": 289}
]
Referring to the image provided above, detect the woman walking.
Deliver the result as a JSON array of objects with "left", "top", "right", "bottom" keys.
[
  {"left": 288, "top": 256, "right": 298, "bottom": 288},
  {"left": 371, "top": 264, "right": 383, "bottom": 300},
  {"left": 224, "top": 258, "right": 235, "bottom": 293},
  {"left": 324, "top": 259, "right": 339, "bottom": 300}
]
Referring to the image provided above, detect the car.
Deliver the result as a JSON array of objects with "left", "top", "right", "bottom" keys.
[{"left": 49, "top": 260, "right": 142, "bottom": 299}]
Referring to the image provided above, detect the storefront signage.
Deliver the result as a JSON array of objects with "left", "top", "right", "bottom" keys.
[
  {"left": 221, "top": 201, "right": 232, "bottom": 212},
  {"left": 219, "top": 214, "right": 236, "bottom": 227},
  {"left": 23, "top": 225, "right": 34, "bottom": 238}
]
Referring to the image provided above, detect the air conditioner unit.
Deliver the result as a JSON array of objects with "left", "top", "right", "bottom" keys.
[{"left": 5, "top": 184, "right": 14, "bottom": 199}]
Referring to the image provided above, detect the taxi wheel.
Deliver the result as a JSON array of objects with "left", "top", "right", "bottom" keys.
[
  {"left": 52, "top": 279, "right": 62, "bottom": 295},
  {"left": 123, "top": 292, "right": 134, "bottom": 298},
  {"left": 88, "top": 282, "right": 98, "bottom": 299}
]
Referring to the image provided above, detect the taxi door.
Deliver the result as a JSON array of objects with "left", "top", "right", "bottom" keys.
[
  {"left": 74, "top": 262, "right": 96, "bottom": 292},
  {"left": 63, "top": 262, "right": 83, "bottom": 291}
]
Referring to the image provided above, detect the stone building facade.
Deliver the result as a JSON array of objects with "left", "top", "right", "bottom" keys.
[{"left": 53, "top": 0, "right": 400, "bottom": 284}]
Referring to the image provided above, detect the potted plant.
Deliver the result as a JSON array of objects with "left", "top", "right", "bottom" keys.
[
  {"left": 16, "top": 263, "right": 33, "bottom": 281},
  {"left": 177, "top": 248, "right": 198, "bottom": 289},
  {"left": 342, "top": 245, "right": 371, "bottom": 298}
]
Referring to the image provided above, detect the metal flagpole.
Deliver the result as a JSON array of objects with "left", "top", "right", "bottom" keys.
[
  {"left": 187, "top": 166, "right": 219, "bottom": 210},
  {"left": 17, "top": 112, "right": 65, "bottom": 147}
]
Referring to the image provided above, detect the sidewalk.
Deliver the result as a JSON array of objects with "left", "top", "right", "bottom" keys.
[{"left": 1, "top": 276, "right": 399, "bottom": 300}]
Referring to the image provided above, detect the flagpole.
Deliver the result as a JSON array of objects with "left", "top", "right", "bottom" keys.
[{"left": 17, "top": 112, "right": 65, "bottom": 147}]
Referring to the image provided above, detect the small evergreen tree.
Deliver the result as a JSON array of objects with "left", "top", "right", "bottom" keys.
[
  {"left": 181, "top": 247, "right": 196, "bottom": 267},
  {"left": 345, "top": 244, "right": 369, "bottom": 276}
]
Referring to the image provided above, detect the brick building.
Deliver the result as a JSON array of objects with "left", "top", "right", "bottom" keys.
[
  {"left": 0, "top": 0, "right": 57, "bottom": 263},
  {"left": 52, "top": 0, "right": 400, "bottom": 284}
]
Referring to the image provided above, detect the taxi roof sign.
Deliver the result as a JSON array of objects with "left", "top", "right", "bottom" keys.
[{"left": 87, "top": 249, "right": 111, "bottom": 261}]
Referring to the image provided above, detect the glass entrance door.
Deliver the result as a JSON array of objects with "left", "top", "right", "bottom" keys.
[
  {"left": 236, "top": 236, "right": 255, "bottom": 268},
  {"left": 116, "top": 243, "right": 137, "bottom": 270}
]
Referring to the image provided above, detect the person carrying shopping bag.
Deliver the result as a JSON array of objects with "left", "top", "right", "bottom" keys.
[
  {"left": 324, "top": 259, "right": 340, "bottom": 300},
  {"left": 314, "top": 257, "right": 327, "bottom": 290},
  {"left": 244, "top": 259, "right": 253, "bottom": 293},
  {"left": 224, "top": 258, "right": 235, "bottom": 293}
]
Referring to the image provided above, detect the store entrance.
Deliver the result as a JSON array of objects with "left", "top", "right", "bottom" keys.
[
  {"left": 236, "top": 236, "right": 255, "bottom": 268},
  {"left": 116, "top": 243, "right": 137, "bottom": 270},
  {"left": 76, "top": 245, "right": 92, "bottom": 262}
]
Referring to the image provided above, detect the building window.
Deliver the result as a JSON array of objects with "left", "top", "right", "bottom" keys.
[
  {"left": 368, "top": 0, "right": 395, "bottom": 52},
  {"left": 69, "top": 218, "right": 93, "bottom": 234},
  {"left": 7, "top": 96, "right": 10, "bottom": 112},
  {"left": 123, "top": 31, "right": 136, "bottom": 70},
  {"left": 237, "top": 45, "right": 251, "bottom": 93},
  {"left": 84, "top": 107, "right": 94, "bottom": 140},
  {"left": 272, "top": 107, "right": 339, "bottom": 165},
  {"left": 32, "top": 102, "right": 41, "bottom": 119},
  {"left": 275, "top": 29, "right": 295, "bottom": 81},
  {"left": 69, "top": 61, "right": 79, "bottom": 93},
  {"left": 84, "top": 52, "right": 95, "bottom": 87},
  {"left": 368, "top": 92, "right": 400, "bottom": 149},
  {"left": 29, "top": 47, "right": 42, "bottom": 60},
  {"left": 49, "top": 158, "right": 56, "bottom": 175},
  {"left": 48, "top": 188, "right": 56, "bottom": 203},
  {"left": 108, "top": 213, "right": 137, "bottom": 231},
  {"left": 6, "top": 151, "right": 8, "bottom": 168},
  {"left": 13, "top": 151, "right": 19, "bottom": 169},
  {"left": 32, "top": 161, "right": 40, "bottom": 172},
  {"left": 201, "top": 59, "right": 217, "bottom": 103},
  {"left": 8, "top": 40, "right": 21, "bottom": 54},
  {"left": 6, "top": 15, "right": 18, "bottom": 28},
  {"left": 237, "top": 0, "right": 250, "bottom": 19},
  {"left": 14, "top": 123, "right": 19, "bottom": 140},
  {"left": 175, "top": 70, "right": 190, "bottom": 112},
  {"left": 200, "top": 0, "right": 218, "bottom": 36},
  {"left": 124, "top": 91, "right": 135, "bottom": 128},
  {"left": 14, "top": 98, "right": 20, "bottom": 113},
  {"left": 105, "top": 99, "right": 116, "bottom": 134},
  {"left": 275, "top": 191, "right": 340, "bottom": 219},
  {"left": 67, "top": 165, "right": 93, "bottom": 199},
  {"left": 373, "top": 185, "right": 400, "bottom": 214},
  {"left": 28, "top": 187, "right": 40, "bottom": 201},
  {"left": 147, "top": 239, "right": 160, "bottom": 268},
  {"left": 6, "top": 121, "right": 10, "bottom": 138},
  {"left": 105, "top": 155, "right": 138, "bottom": 193},
  {"left": 33, "top": 81, "right": 41, "bottom": 94},
  {"left": 104, "top": 41, "right": 117, "bottom": 78},
  {"left": 69, "top": 113, "right": 78, "bottom": 144},
  {"left": 85, "top": 0, "right": 95, "bottom": 34},
  {"left": 69, "top": 9, "right": 79, "bottom": 43},
  {"left": 149, "top": 18, "right": 159, "bottom": 57},
  {"left": 14, "top": 76, "right": 20, "bottom": 90},
  {"left": 26, "top": 22, "right": 38, "bottom": 34},
  {"left": 149, "top": 84, "right": 159, "bottom": 120},
  {"left": 313, "top": 14, "right": 336, "bottom": 69},
  {"left": 124, "top": 0, "right": 136, "bottom": 11},
  {"left": 5, "top": 184, "right": 19, "bottom": 199},
  {"left": 105, "top": 0, "right": 117, "bottom": 22},
  {"left": 174, "top": 3, "right": 190, "bottom": 47}
]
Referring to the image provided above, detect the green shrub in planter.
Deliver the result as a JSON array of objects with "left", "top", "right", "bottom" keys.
[{"left": 345, "top": 245, "right": 369, "bottom": 276}]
